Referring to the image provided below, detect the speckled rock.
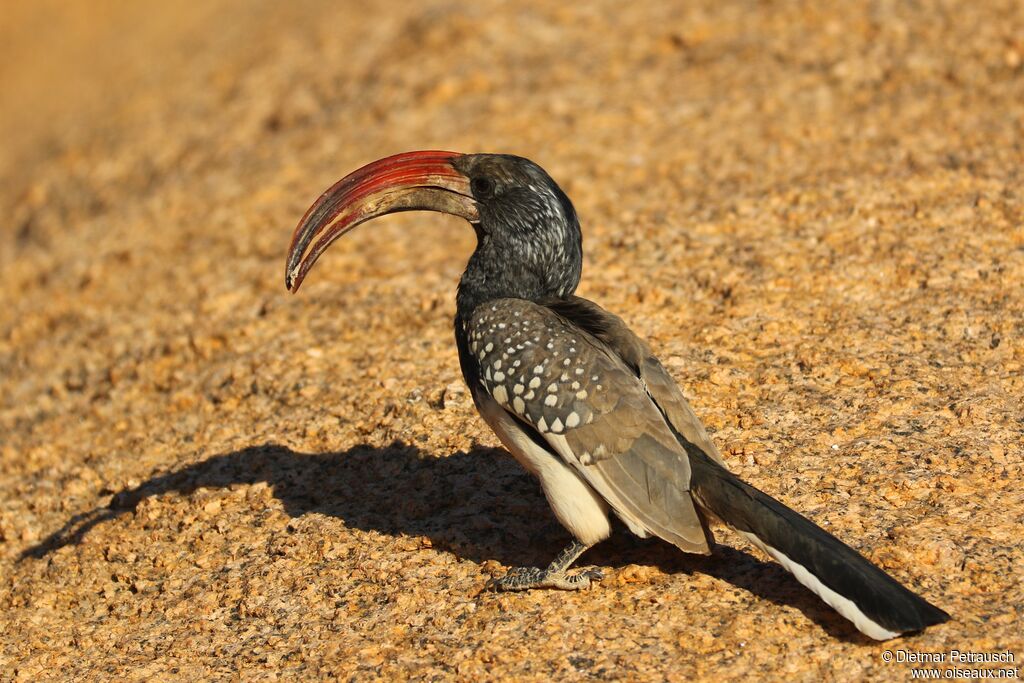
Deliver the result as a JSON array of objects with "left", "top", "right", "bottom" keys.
[{"left": 1, "top": 1, "right": 1022, "bottom": 680}]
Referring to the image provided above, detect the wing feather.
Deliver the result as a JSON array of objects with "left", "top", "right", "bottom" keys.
[
  {"left": 464, "top": 298, "right": 713, "bottom": 553},
  {"left": 543, "top": 296, "right": 726, "bottom": 466}
]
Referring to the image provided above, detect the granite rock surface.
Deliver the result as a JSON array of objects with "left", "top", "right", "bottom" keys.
[{"left": 1, "top": 1, "right": 1022, "bottom": 680}]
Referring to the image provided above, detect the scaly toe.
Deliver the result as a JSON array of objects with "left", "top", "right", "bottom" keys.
[
  {"left": 488, "top": 566, "right": 546, "bottom": 592},
  {"left": 545, "top": 569, "right": 603, "bottom": 591}
]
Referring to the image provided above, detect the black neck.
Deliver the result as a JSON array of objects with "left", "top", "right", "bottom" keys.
[{"left": 455, "top": 222, "right": 582, "bottom": 319}]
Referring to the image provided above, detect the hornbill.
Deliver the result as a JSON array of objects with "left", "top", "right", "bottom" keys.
[{"left": 284, "top": 151, "right": 949, "bottom": 640}]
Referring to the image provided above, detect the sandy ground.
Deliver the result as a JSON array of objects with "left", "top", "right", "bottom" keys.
[{"left": 1, "top": 1, "right": 1022, "bottom": 680}]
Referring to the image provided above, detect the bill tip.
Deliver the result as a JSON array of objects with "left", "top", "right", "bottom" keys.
[{"left": 285, "top": 265, "right": 301, "bottom": 292}]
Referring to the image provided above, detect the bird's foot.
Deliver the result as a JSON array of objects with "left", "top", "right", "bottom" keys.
[{"left": 489, "top": 566, "right": 604, "bottom": 591}]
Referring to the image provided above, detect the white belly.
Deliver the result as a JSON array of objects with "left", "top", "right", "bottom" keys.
[{"left": 476, "top": 392, "right": 612, "bottom": 546}]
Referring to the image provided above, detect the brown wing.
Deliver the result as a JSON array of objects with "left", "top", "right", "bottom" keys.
[
  {"left": 464, "top": 298, "right": 713, "bottom": 553},
  {"left": 542, "top": 296, "right": 727, "bottom": 467}
]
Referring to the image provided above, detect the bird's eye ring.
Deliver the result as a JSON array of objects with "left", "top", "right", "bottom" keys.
[{"left": 471, "top": 176, "right": 495, "bottom": 198}]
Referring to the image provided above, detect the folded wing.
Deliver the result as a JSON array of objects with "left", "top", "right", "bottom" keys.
[{"left": 463, "top": 297, "right": 713, "bottom": 553}]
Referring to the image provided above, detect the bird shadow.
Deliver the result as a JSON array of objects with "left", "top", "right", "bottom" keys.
[{"left": 21, "top": 440, "right": 871, "bottom": 643}]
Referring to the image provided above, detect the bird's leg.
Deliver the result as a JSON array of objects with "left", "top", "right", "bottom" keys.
[{"left": 489, "top": 539, "right": 604, "bottom": 591}]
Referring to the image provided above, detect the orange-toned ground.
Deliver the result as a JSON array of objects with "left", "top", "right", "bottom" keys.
[{"left": 1, "top": 1, "right": 1022, "bottom": 680}]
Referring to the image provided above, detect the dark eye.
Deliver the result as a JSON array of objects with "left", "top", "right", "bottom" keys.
[{"left": 471, "top": 176, "right": 495, "bottom": 199}]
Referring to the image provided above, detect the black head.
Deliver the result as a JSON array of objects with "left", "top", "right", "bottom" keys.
[{"left": 452, "top": 154, "right": 582, "bottom": 313}]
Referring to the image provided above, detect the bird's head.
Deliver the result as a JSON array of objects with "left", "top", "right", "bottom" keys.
[{"left": 285, "top": 151, "right": 582, "bottom": 308}]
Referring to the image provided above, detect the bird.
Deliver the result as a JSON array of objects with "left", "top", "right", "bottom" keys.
[{"left": 284, "top": 150, "right": 950, "bottom": 640}]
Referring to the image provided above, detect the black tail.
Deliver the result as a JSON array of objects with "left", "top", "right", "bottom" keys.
[{"left": 688, "top": 449, "right": 950, "bottom": 640}]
